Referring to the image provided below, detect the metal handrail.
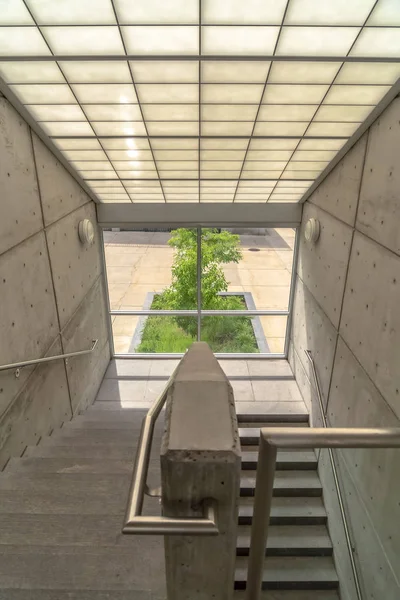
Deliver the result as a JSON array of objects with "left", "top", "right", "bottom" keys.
[
  {"left": 122, "top": 362, "right": 219, "bottom": 536},
  {"left": 245, "top": 427, "right": 400, "bottom": 600},
  {"left": 305, "top": 349, "right": 362, "bottom": 600},
  {"left": 0, "top": 339, "right": 98, "bottom": 374}
]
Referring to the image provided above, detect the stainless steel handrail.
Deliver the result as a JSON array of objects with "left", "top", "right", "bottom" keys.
[
  {"left": 305, "top": 349, "right": 361, "bottom": 600},
  {"left": 245, "top": 427, "right": 400, "bottom": 600},
  {"left": 122, "top": 363, "right": 219, "bottom": 536},
  {"left": 0, "top": 339, "right": 99, "bottom": 373}
]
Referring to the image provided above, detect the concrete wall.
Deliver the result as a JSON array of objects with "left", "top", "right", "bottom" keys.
[
  {"left": 0, "top": 97, "right": 110, "bottom": 469},
  {"left": 289, "top": 97, "right": 400, "bottom": 600}
]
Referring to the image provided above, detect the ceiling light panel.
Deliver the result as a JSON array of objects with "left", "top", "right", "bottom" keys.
[
  {"left": 258, "top": 105, "right": 317, "bottom": 121},
  {"left": 268, "top": 61, "right": 341, "bottom": 84},
  {"left": 83, "top": 104, "right": 143, "bottom": 121},
  {"left": 122, "top": 27, "right": 199, "bottom": 55},
  {"left": 40, "top": 122, "right": 94, "bottom": 136},
  {"left": 324, "top": 85, "right": 390, "bottom": 105},
  {"left": 100, "top": 138, "right": 150, "bottom": 150},
  {"left": 201, "top": 122, "right": 253, "bottom": 136},
  {"left": 137, "top": 84, "right": 198, "bottom": 103},
  {"left": 202, "top": 26, "right": 279, "bottom": 55},
  {"left": 263, "top": 84, "right": 328, "bottom": 104},
  {"left": 62, "top": 150, "right": 108, "bottom": 161},
  {"left": 202, "top": 84, "right": 264, "bottom": 103},
  {"left": 53, "top": 139, "right": 102, "bottom": 150},
  {"left": 10, "top": 83, "right": 76, "bottom": 103},
  {"left": 335, "top": 63, "right": 400, "bottom": 85},
  {"left": 249, "top": 139, "right": 300, "bottom": 150},
  {"left": 202, "top": 0, "right": 287, "bottom": 24},
  {"left": 254, "top": 122, "right": 308, "bottom": 136},
  {"left": 368, "top": 0, "right": 400, "bottom": 25},
  {"left": 27, "top": 104, "right": 86, "bottom": 121},
  {"left": 147, "top": 122, "right": 199, "bottom": 135},
  {"left": 42, "top": 27, "right": 125, "bottom": 55},
  {"left": 351, "top": 28, "right": 400, "bottom": 58},
  {"left": 306, "top": 122, "right": 359, "bottom": 136},
  {"left": 314, "top": 105, "right": 373, "bottom": 122},
  {"left": 91, "top": 122, "right": 147, "bottom": 136},
  {"left": 72, "top": 84, "right": 138, "bottom": 103},
  {"left": 202, "top": 105, "right": 258, "bottom": 121},
  {"left": 142, "top": 104, "right": 198, "bottom": 121}
]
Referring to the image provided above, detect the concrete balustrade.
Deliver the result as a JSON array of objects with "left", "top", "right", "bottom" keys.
[{"left": 161, "top": 342, "right": 241, "bottom": 600}]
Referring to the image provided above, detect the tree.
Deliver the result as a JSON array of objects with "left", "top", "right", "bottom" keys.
[{"left": 153, "top": 228, "right": 243, "bottom": 335}]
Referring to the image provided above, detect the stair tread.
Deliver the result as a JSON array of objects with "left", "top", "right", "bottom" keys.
[
  {"left": 236, "top": 525, "right": 332, "bottom": 550},
  {"left": 0, "top": 546, "right": 165, "bottom": 592},
  {"left": 241, "top": 450, "right": 316, "bottom": 470},
  {"left": 6, "top": 457, "right": 152, "bottom": 474},
  {"left": 241, "top": 471, "right": 321, "bottom": 489},
  {"left": 234, "top": 592, "right": 340, "bottom": 599},
  {"left": 239, "top": 497, "right": 326, "bottom": 521},
  {"left": 0, "top": 592, "right": 160, "bottom": 600},
  {"left": 39, "top": 428, "right": 163, "bottom": 446},
  {"left": 235, "top": 556, "right": 339, "bottom": 584},
  {"left": 23, "top": 445, "right": 140, "bottom": 460}
]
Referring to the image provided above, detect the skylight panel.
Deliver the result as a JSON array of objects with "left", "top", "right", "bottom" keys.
[
  {"left": 72, "top": 84, "right": 138, "bottom": 103},
  {"left": 249, "top": 139, "right": 300, "bottom": 150},
  {"left": 113, "top": 160, "right": 156, "bottom": 171},
  {"left": 335, "top": 63, "right": 400, "bottom": 84},
  {"left": 80, "top": 170, "right": 118, "bottom": 179},
  {"left": 201, "top": 139, "right": 249, "bottom": 149},
  {"left": 314, "top": 105, "right": 373, "bottom": 122},
  {"left": 100, "top": 138, "right": 150, "bottom": 151},
  {"left": 26, "top": 0, "right": 116, "bottom": 24},
  {"left": 42, "top": 26, "right": 124, "bottom": 55},
  {"left": 151, "top": 139, "right": 198, "bottom": 149},
  {"left": 263, "top": 84, "right": 328, "bottom": 104},
  {"left": 244, "top": 161, "right": 287, "bottom": 171},
  {"left": 201, "top": 150, "right": 246, "bottom": 160},
  {"left": 202, "top": 161, "right": 242, "bottom": 170},
  {"left": 202, "top": 26, "right": 279, "bottom": 55},
  {"left": 83, "top": 104, "right": 143, "bottom": 121},
  {"left": 142, "top": 104, "right": 198, "bottom": 120},
  {"left": 202, "top": 62, "right": 270, "bottom": 83},
  {"left": 292, "top": 150, "right": 336, "bottom": 161},
  {"left": 11, "top": 83, "right": 75, "bottom": 103},
  {"left": 107, "top": 150, "right": 154, "bottom": 160},
  {"left": 241, "top": 170, "right": 282, "bottom": 179},
  {"left": 202, "top": 84, "right": 264, "bottom": 103},
  {"left": 254, "top": 122, "right": 308, "bottom": 136},
  {"left": 137, "top": 84, "right": 198, "bottom": 103},
  {"left": 130, "top": 61, "right": 198, "bottom": 83},
  {"left": 146, "top": 122, "right": 199, "bottom": 135},
  {"left": 62, "top": 150, "right": 108, "bottom": 161},
  {"left": 122, "top": 27, "right": 199, "bottom": 55},
  {"left": 53, "top": 139, "right": 102, "bottom": 150},
  {"left": 0, "top": 27, "right": 50, "bottom": 56},
  {"left": 324, "top": 85, "right": 390, "bottom": 105},
  {"left": 258, "top": 105, "right": 317, "bottom": 121},
  {"left": 60, "top": 61, "right": 131, "bottom": 83},
  {"left": 201, "top": 122, "right": 253, "bottom": 135},
  {"left": 247, "top": 150, "right": 293, "bottom": 160},
  {"left": 268, "top": 61, "right": 341, "bottom": 84},
  {"left": 27, "top": 104, "right": 86, "bottom": 121},
  {"left": 297, "top": 139, "right": 345, "bottom": 150},
  {"left": 202, "top": 105, "right": 258, "bottom": 121},
  {"left": 72, "top": 161, "right": 114, "bottom": 171},
  {"left": 285, "top": 0, "right": 376, "bottom": 25},
  {"left": 202, "top": 0, "right": 287, "bottom": 24},
  {"left": 306, "top": 122, "right": 359, "bottom": 136},
  {"left": 351, "top": 28, "right": 400, "bottom": 58},
  {"left": 40, "top": 122, "right": 94, "bottom": 136},
  {"left": 154, "top": 150, "right": 198, "bottom": 160},
  {"left": 0, "top": 61, "right": 63, "bottom": 83},
  {"left": 368, "top": 0, "right": 400, "bottom": 25},
  {"left": 92, "top": 122, "right": 147, "bottom": 136},
  {"left": 277, "top": 27, "right": 360, "bottom": 56},
  {"left": 0, "top": 0, "right": 33, "bottom": 24},
  {"left": 114, "top": 0, "right": 199, "bottom": 24}
]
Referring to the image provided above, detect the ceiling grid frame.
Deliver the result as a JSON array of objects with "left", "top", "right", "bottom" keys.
[{"left": 0, "top": 0, "right": 398, "bottom": 205}]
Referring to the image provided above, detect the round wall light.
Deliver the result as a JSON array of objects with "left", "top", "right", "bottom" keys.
[
  {"left": 304, "top": 218, "right": 320, "bottom": 243},
  {"left": 78, "top": 219, "right": 95, "bottom": 246}
]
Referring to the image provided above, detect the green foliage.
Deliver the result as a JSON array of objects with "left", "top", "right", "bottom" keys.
[{"left": 137, "top": 228, "right": 259, "bottom": 354}]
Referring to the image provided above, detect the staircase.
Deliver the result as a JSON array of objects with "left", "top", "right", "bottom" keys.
[
  {"left": 234, "top": 411, "right": 340, "bottom": 598},
  {"left": 0, "top": 362, "right": 340, "bottom": 598}
]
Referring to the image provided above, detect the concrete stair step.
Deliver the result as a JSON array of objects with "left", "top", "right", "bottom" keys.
[
  {"left": 0, "top": 472, "right": 136, "bottom": 495},
  {"left": 23, "top": 444, "right": 140, "bottom": 460},
  {"left": 0, "top": 592, "right": 161, "bottom": 600},
  {"left": 6, "top": 457, "right": 151, "bottom": 474},
  {"left": 236, "top": 525, "right": 333, "bottom": 557},
  {"left": 0, "top": 546, "right": 166, "bottom": 593},
  {"left": 234, "top": 556, "right": 339, "bottom": 590},
  {"left": 240, "top": 471, "right": 322, "bottom": 497},
  {"left": 238, "top": 497, "right": 327, "bottom": 526},
  {"left": 234, "top": 591, "right": 340, "bottom": 599},
  {"left": 39, "top": 428, "right": 163, "bottom": 447},
  {"left": 241, "top": 450, "right": 317, "bottom": 471}
]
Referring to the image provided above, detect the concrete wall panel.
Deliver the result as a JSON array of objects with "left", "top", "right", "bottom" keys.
[
  {"left": 0, "top": 232, "right": 58, "bottom": 417},
  {"left": 291, "top": 277, "right": 336, "bottom": 406},
  {"left": 309, "top": 134, "right": 367, "bottom": 227},
  {"left": 289, "top": 344, "right": 324, "bottom": 428},
  {"left": 46, "top": 203, "right": 102, "bottom": 328},
  {"left": 298, "top": 203, "right": 352, "bottom": 328},
  {"left": 335, "top": 453, "right": 400, "bottom": 600},
  {"left": 0, "top": 99, "right": 42, "bottom": 255},
  {"left": 0, "top": 338, "right": 71, "bottom": 469},
  {"left": 318, "top": 449, "right": 357, "bottom": 600},
  {"left": 62, "top": 277, "right": 110, "bottom": 413},
  {"left": 340, "top": 232, "right": 400, "bottom": 419},
  {"left": 357, "top": 98, "right": 400, "bottom": 255},
  {"left": 328, "top": 339, "right": 400, "bottom": 574},
  {"left": 32, "top": 133, "right": 90, "bottom": 227}
]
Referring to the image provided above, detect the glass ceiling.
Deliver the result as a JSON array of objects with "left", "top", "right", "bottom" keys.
[{"left": 0, "top": 0, "right": 399, "bottom": 204}]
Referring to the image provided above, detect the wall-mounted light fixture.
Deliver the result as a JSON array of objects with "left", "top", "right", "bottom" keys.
[
  {"left": 304, "top": 218, "right": 320, "bottom": 243},
  {"left": 78, "top": 219, "right": 95, "bottom": 246}
]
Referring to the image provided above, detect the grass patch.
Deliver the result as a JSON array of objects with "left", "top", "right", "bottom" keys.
[{"left": 136, "top": 297, "right": 259, "bottom": 353}]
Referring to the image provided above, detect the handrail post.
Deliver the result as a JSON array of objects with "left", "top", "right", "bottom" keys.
[{"left": 245, "top": 435, "right": 277, "bottom": 600}]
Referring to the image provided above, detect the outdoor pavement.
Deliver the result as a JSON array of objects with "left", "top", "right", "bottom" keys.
[{"left": 104, "top": 229, "right": 295, "bottom": 354}]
